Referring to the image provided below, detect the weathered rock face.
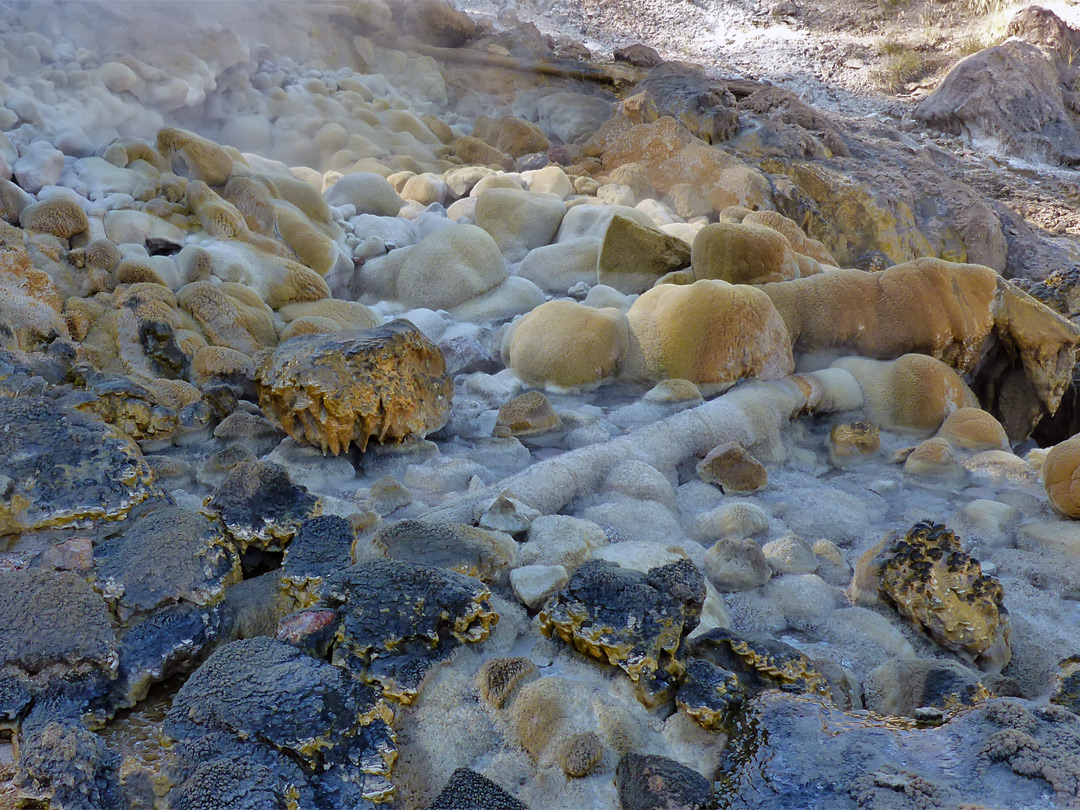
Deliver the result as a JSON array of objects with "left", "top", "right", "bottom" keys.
[
  {"left": 326, "top": 559, "right": 498, "bottom": 703},
  {"left": 916, "top": 39, "right": 1080, "bottom": 166},
  {"left": 1008, "top": 5, "right": 1080, "bottom": 69},
  {"left": 538, "top": 559, "right": 704, "bottom": 707},
  {"left": 718, "top": 693, "right": 1080, "bottom": 810},
  {"left": 163, "top": 636, "right": 397, "bottom": 807},
  {"left": 854, "top": 521, "right": 1011, "bottom": 673},
  {"left": 255, "top": 320, "right": 453, "bottom": 455},
  {"left": 633, "top": 60, "right": 741, "bottom": 144},
  {"left": 0, "top": 394, "right": 160, "bottom": 536}
]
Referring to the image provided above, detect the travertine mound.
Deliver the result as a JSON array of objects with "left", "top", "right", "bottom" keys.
[
  {"left": 937, "top": 407, "right": 1010, "bottom": 450},
  {"left": 1044, "top": 433, "right": 1080, "bottom": 518},
  {"left": 761, "top": 258, "right": 1080, "bottom": 436},
  {"left": 691, "top": 221, "right": 801, "bottom": 285},
  {"left": 256, "top": 320, "right": 453, "bottom": 454},
  {"left": 623, "top": 279, "right": 794, "bottom": 385},
  {"left": 502, "top": 300, "right": 628, "bottom": 390},
  {"left": 831, "top": 354, "right": 978, "bottom": 436}
]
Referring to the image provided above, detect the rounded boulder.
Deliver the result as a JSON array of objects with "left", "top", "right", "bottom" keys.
[
  {"left": 623, "top": 278, "right": 794, "bottom": 384},
  {"left": 502, "top": 299, "right": 629, "bottom": 389},
  {"left": 395, "top": 223, "right": 508, "bottom": 311}
]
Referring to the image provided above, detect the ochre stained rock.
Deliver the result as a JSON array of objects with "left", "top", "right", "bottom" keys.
[
  {"left": 855, "top": 521, "right": 1011, "bottom": 673},
  {"left": 1043, "top": 433, "right": 1080, "bottom": 517},
  {"left": 255, "top": 320, "right": 453, "bottom": 455},
  {"left": 760, "top": 259, "right": 1080, "bottom": 438}
]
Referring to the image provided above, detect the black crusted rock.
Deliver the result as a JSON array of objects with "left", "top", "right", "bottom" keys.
[
  {"left": 112, "top": 603, "right": 227, "bottom": 711},
  {"left": 615, "top": 753, "right": 711, "bottom": 810},
  {"left": 168, "top": 750, "right": 309, "bottom": 810},
  {"left": 426, "top": 768, "right": 527, "bottom": 810},
  {"left": 202, "top": 460, "right": 320, "bottom": 551},
  {"left": 0, "top": 394, "right": 159, "bottom": 535},
  {"left": 717, "top": 693, "right": 1080, "bottom": 809},
  {"left": 327, "top": 559, "right": 498, "bottom": 703},
  {"left": 0, "top": 665, "right": 32, "bottom": 724},
  {"left": 15, "top": 700, "right": 125, "bottom": 810},
  {"left": 165, "top": 637, "right": 388, "bottom": 761},
  {"left": 93, "top": 506, "right": 240, "bottom": 622},
  {"left": 281, "top": 515, "right": 355, "bottom": 604},
  {"left": 0, "top": 569, "right": 117, "bottom": 677},
  {"left": 676, "top": 658, "right": 744, "bottom": 731},
  {"left": 538, "top": 559, "right": 704, "bottom": 707},
  {"left": 688, "top": 628, "right": 832, "bottom": 699}
]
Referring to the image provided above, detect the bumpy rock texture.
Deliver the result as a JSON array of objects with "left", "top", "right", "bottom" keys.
[
  {"left": 326, "top": 559, "right": 498, "bottom": 702},
  {"left": 539, "top": 559, "right": 704, "bottom": 706},
  {"left": 256, "top": 320, "right": 453, "bottom": 454},
  {"left": 0, "top": 395, "right": 159, "bottom": 535},
  {"left": 863, "top": 521, "right": 1011, "bottom": 673}
]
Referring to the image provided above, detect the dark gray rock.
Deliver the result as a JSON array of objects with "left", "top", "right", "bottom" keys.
[
  {"left": 426, "top": 768, "right": 527, "bottom": 810},
  {"left": 916, "top": 39, "right": 1080, "bottom": 166},
  {"left": 616, "top": 753, "right": 711, "bottom": 810}
]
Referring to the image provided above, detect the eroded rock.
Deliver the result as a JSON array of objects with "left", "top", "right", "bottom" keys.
[{"left": 256, "top": 320, "right": 453, "bottom": 454}]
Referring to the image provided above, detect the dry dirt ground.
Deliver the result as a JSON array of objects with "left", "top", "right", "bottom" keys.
[{"left": 460, "top": 0, "right": 1080, "bottom": 243}]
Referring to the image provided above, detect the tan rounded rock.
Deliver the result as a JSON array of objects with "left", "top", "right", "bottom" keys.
[
  {"left": 703, "top": 537, "right": 771, "bottom": 592},
  {"left": 20, "top": 198, "right": 89, "bottom": 239},
  {"left": 697, "top": 442, "right": 768, "bottom": 493},
  {"left": 495, "top": 390, "right": 562, "bottom": 438},
  {"left": 623, "top": 279, "right": 794, "bottom": 385},
  {"left": 156, "top": 126, "right": 238, "bottom": 186},
  {"left": 937, "top": 407, "right": 1009, "bottom": 450},
  {"left": 691, "top": 221, "right": 801, "bottom": 285},
  {"left": 1044, "top": 434, "right": 1080, "bottom": 517},
  {"left": 829, "top": 421, "right": 880, "bottom": 459},
  {"left": 279, "top": 299, "right": 382, "bottom": 333},
  {"left": 395, "top": 223, "right": 508, "bottom": 310},
  {"left": 502, "top": 300, "right": 628, "bottom": 389},
  {"left": 557, "top": 731, "right": 603, "bottom": 778},
  {"left": 832, "top": 354, "right": 978, "bottom": 436},
  {"left": 903, "top": 438, "right": 965, "bottom": 479}
]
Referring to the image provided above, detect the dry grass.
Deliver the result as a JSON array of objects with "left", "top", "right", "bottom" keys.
[{"left": 871, "top": 43, "right": 927, "bottom": 92}]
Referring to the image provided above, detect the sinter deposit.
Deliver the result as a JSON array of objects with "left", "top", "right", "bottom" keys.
[{"left": 3, "top": 1, "right": 1080, "bottom": 808}]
